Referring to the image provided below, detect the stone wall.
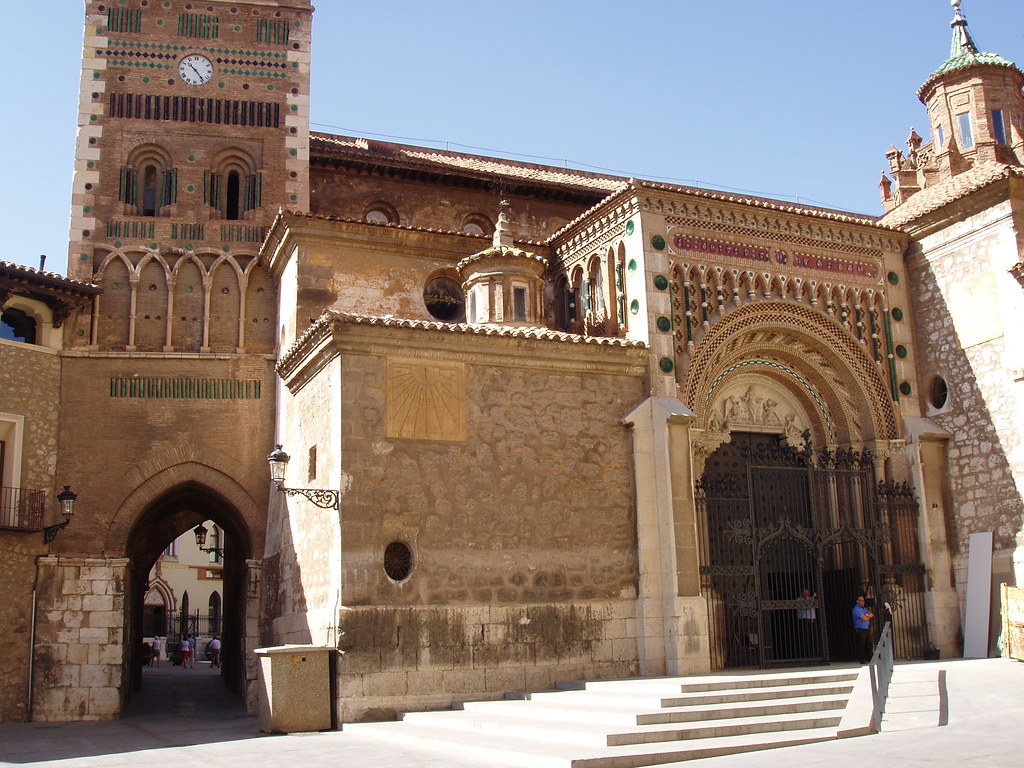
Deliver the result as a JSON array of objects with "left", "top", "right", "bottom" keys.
[
  {"left": 264, "top": 355, "right": 342, "bottom": 647},
  {"left": 0, "top": 537, "right": 38, "bottom": 721},
  {"left": 31, "top": 557, "right": 128, "bottom": 721},
  {"left": 336, "top": 600, "right": 638, "bottom": 722},
  {"left": 276, "top": 320, "right": 647, "bottom": 720},
  {"left": 906, "top": 196, "right": 1024, "bottom": 625},
  {"left": 0, "top": 338, "right": 63, "bottom": 721}
]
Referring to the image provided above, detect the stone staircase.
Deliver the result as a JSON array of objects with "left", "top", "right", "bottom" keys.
[{"left": 343, "top": 668, "right": 862, "bottom": 767}]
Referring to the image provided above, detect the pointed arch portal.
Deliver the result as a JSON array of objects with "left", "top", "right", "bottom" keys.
[
  {"left": 696, "top": 434, "right": 929, "bottom": 668},
  {"left": 123, "top": 480, "right": 255, "bottom": 704}
]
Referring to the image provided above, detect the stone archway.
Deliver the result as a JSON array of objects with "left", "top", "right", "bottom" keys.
[
  {"left": 682, "top": 300, "right": 900, "bottom": 448},
  {"left": 117, "top": 470, "right": 262, "bottom": 713}
]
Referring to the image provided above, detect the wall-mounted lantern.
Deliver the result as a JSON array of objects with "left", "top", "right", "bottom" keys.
[
  {"left": 267, "top": 444, "right": 339, "bottom": 510},
  {"left": 43, "top": 485, "right": 77, "bottom": 543}
]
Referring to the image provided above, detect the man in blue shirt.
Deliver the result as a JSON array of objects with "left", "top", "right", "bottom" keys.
[{"left": 852, "top": 595, "right": 875, "bottom": 663}]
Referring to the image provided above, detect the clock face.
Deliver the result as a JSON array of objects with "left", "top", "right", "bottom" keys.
[{"left": 178, "top": 54, "right": 213, "bottom": 85}]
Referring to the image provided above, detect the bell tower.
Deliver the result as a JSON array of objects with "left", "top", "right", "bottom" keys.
[
  {"left": 881, "top": 0, "right": 1024, "bottom": 210},
  {"left": 67, "top": 0, "right": 312, "bottom": 352}
]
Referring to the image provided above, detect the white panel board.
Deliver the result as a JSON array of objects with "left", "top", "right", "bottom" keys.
[{"left": 964, "top": 531, "right": 994, "bottom": 658}]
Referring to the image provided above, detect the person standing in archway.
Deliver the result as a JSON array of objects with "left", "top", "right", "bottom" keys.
[
  {"left": 853, "top": 595, "right": 875, "bottom": 663},
  {"left": 796, "top": 587, "right": 818, "bottom": 657},
  {"left": 208, "top": 636, "right": 221, "bottom": 668}
]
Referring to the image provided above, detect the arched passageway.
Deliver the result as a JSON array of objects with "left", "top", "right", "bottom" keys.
[{"left": 123, "top": 482, "right": 254, "bottom": 705}]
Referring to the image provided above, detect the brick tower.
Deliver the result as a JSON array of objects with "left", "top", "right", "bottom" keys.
[{"left": 66, "top": 0, "right": 312, "bottom": 353}]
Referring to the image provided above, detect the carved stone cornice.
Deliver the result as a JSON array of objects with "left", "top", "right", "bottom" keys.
[
  {"left": 553, "top": 195, "right": 641, "bottom": 269},
  {"left": 638, "top": 186, "right": 905, "bottom": 256}
]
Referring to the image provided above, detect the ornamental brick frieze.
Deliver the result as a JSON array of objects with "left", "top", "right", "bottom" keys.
[
  {"left": 659, "top": 207, "right": 902, "bottom": 255},
  {"left": 679, "top": 301, "right": 899, "bottom": 443},
  {"left": 673, "top": 261, "right": 887, "bottom": 308},
  {"left": 670, "top": 263, "right": 892, "bottom": 370},
  {"left": 665, "top": 223, "right": 887, "bottom": 270},
  {"left": 553, "top": 198, "right": 639, "bottom": 268}
]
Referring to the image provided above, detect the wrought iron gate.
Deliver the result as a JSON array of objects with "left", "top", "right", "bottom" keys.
[{"left": 696, "top": 435, "right": 930, "bottom": 668}]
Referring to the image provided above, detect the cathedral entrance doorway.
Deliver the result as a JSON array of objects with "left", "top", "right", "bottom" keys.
[
  {"left": 123, "top": 482, "right": 253, "bottom": 706},
  {"left": 696, "top": 433, "right": 929, "bottom": 669}
]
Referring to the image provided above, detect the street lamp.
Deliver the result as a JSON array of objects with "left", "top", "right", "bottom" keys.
[
  {"left": 193, "top": 523, "right": 224, "bottom": 557},
  {"left": 266, "top": 444, "right": 339, "bottom": 509},
  {"left": 43, "top": 485, "right": 77, "bottom": 543}
]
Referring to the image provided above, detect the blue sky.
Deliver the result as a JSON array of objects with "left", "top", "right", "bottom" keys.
[{"left": 4, "top": 0, "right": 1023, "bottom": 272}]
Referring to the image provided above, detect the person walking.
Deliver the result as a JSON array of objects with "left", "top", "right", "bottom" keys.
[
  {"left": 188, "top": 635, "right": 197, "bottom": 668},
  {"left": 852, "top": 595, "right": 874, "bottom": 664},
  {"left": 179, "top": 635, "right": 191, "bottom": 668},
  {"left": 151, "top": 635, "right": 161, "bottom": 667}
]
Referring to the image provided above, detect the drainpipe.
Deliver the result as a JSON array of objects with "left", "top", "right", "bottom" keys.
[{"left": 27, "top": 556, "right": 41, "bottom": 721}]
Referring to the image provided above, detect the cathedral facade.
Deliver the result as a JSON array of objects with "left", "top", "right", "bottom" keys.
[{"left": 0, "top": 0, "right": 1021, "bottom": 723}]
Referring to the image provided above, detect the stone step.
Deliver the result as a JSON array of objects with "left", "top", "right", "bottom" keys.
[
  {"left": 462, "top": 692, "right": 847, "bottom": 726},
  {"left": 516, "top": 681, "right": 853, "bottom": 710},
  {"left": 637, "top": 695, "right": 849, "bottom": 725},
  {"left": 675, "top": 672, "right": 858, "bottom": 693},
  {"left": 345, "top": 668, "right": 860, "bottom": 767},
  {"left": 404, "top": 706, "right": 842, "bottom": 747},
  {"left": 662, "top": 683, "right": 854, "bottom": 708},
  {"left": 551, "top": 670, "right": 856, "bottom": 694},
  {"left": 344, "top": 718, "right": 839, "bottom": 768}
]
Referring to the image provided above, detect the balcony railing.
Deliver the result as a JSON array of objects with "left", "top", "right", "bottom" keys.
[{"left": 0, "top": 486, "right": 45, "bottom": 531}]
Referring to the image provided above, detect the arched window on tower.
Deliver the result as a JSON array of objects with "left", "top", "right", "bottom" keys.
[
  {"left": 207, "top": 149, "right": 260, "bottom": 221},
  {"left": 119, "top": 145, "right": 175, "bottom": 217},
  {"left": 225, "top": 171, "right": 242, "bottom": 220},
  {"left": 141, "top": 164, "right": 159, "bottom": 216},
  {"left": 554, "top": 274, "right": 571, "bottom": 331}
]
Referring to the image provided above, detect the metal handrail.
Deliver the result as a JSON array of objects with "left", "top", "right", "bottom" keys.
[{"left": 868, "top": 621, "right": 895, "bottom": 728}]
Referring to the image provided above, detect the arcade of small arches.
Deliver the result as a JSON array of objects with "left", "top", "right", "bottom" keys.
[
  {"left": 671, "top": 263, "right": 898, "bottom": 360},
  {"left": 552, "top": 241, "right": 630, "bottom": 336},
  {"left": 89, "top": 247, "right": 276, "bottom": 352}
]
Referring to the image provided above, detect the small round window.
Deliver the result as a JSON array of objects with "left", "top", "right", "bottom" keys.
[
  {"left": 383, "top": 541, "right": 413, "bottom": 581},
  {"left": 365, "top": 209, "right": 390, "bottom": 224},
  {"left": 423, "top": 276, "right": 465, "bottom": 321},
  {"left": 929, "top": 375, "right": 949, "bottom": 410}
]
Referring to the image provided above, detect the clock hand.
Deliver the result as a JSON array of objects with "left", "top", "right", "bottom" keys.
[{"left": 189, "top": 64, "right": 203, "bottom": 78}]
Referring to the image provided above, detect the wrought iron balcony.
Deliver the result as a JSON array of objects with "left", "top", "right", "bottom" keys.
[{"left": 0, "top": 486, "right": 45, "bottom": 531}]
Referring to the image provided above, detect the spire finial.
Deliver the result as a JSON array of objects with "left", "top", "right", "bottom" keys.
[
  {"left": 949, "top": 0, "right": 979, "bottom": 58},
  {"left": 493, "top": 200, "right": 513, "bottom": 248}
]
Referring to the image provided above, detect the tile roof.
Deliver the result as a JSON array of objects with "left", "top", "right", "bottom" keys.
[
  {"left": 311, "top": 134, "right": 886, "bottom": 240},
  {"left": 310, "top": 132, "right": 624, "bottom": 194},
  {"left": 265, "top": 210, "right": 552, "bottom": 250},
  {"left": 880, "top": 162, "right": 1024, "bottom": 228},
  {"left": 0, "top": 259, "right": 100, "bottom": 293},
  {"left": 278, "top": 309, "right": 647, "bottom": 374}
]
